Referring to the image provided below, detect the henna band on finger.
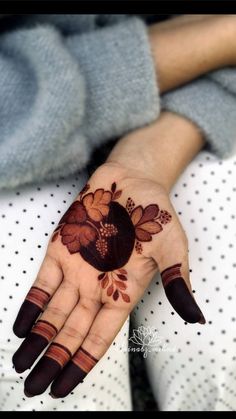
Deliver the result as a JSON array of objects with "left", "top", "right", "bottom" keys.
[
  {"left": 45, "top": 343, "right": 72, "bottom": 368},
  {"left": 72, "top": 348, "right": 98, "bottom": 373},
  {"left": 50, "top": 348, "right": 98, "bottom": 398},
  {"left": 13, "top": 287, "right": 51, "bottom": 338},
  {"left": 26, "top": 287, "right": 51, "bottom": 308},
  {"left": 31, "top": 320, "right": 58, "bottom": 341},
  {"left": 161, "top": 263, "right": 206, "bottom": 324},
  {"left": 13, "top": 320, "right": 58, "bottom": 374},
  {"left": 161, "top": 263, "right": 182, "bottom": 287}
]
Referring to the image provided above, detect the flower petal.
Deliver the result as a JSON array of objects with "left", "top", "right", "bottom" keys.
[
  {"left": 136, "top": 204, "right": 159, "bottom": 225},
  {"left": 78, "top": 225, "right": 97, "bottom": 246},
  {"left": 121, "top": 293, "right": 130, "bottom": 303},
  {"left": 114, "top": 280, "right": 127, "bottom": 290},
  {"left": 101, "top": 191, "right": 112, "bottom": 204},
  {"left": 82, "top": 189, "right": 111, "bottom": 222},
  {"left": 61, "top": 224, "right": 81, "bottom": 243},
  {"left": 130, "top": 206, "right": 143, "bottom": 226},
  {"left": 67, "top": 240, "right": 81, "bottom": 253},
  {"left": 138, "top": 221, "right": 162, "bottom": 234},
  {"left": 107, "top": 284, "right": 114, "bottom": 297},
  {"left": 82, "top": 192, "right": 94, "bottom": 208},
  {"left": 60, "top": 201, "right": 87, "bottom": 224},
  {"left": 135, "top": 227, "right": 152, "bottom": 242},
  {"left": 101, "top": 275, "right": 109, "bottom": 289},
  {"left": 87, "top": 208, "right": 103, "bottom": 222},
  {"left": 93, "top": 189, "right": 104, "bottom": 204},
  {"left": 113, "top": 289, "right": 119, "bottom": 301}
]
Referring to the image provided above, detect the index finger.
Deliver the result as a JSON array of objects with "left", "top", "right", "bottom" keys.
[{"left": 13, "top": 254, "right": 63, "bottom": 338}]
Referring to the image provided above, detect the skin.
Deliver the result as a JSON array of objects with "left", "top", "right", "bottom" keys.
[
  {"left": 12, "top": 15, "right": 236, "bottom": 398},
  {"left": 148, "top": 14, "right": 236, "bottom": 92},
  {"left": 12, "top": 112, "right": 206, "bottom": 398}
]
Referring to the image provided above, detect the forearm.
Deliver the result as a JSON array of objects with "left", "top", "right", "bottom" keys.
[
  {"left": 106, "top": 112, "right": 204, "bottom": 193},
  {"left": 148, "top": 15, "right": 236, "bottom": 93}
]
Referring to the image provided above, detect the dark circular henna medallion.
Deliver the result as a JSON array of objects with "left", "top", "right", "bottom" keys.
[
  {"left": 79, "top": 201, "right": 136, "bottom": 271},
  {"left": 51, "top": 182, "right": 172, "bottom": 303}
]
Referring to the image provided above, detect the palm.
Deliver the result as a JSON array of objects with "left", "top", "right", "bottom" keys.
[{"left": 12, "top": 163, "right": 205, "bottom": 399}]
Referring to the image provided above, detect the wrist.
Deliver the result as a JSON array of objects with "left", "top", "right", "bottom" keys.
[{"left": 105, "top": 112, "right": 205, "bottom": 193}]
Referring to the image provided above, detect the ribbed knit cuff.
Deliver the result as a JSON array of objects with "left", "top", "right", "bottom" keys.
[
  {"left": 66, "top": 17, "right": 160, "bottom": 145},
  {"left": 161, "top": 77, "right": 236, "bottom": 158}
]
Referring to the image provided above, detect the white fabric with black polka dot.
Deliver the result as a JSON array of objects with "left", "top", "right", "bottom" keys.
[{"left": 0, "top": 150, "right": 236, "bottom": 411}]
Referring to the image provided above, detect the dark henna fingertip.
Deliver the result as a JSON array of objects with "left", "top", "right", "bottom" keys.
[
  {"left": 161, "top": 264, "right": 206, "bottom": 324},
  {"left": 24, "top": 343, "right": 71, "bottom": 396},
  {"left": 12, "top": 321, "right": 58, "bottom": 373},
  {"left": 24, "top": 390, "right": 34, "bottom": 398}
]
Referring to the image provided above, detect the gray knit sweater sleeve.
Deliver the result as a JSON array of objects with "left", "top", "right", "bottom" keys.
[
  {"left": 0, "top": 15, "right": 236, "bottom": 191},
  {"left": 0, "top": 16, "right": 160, "bottom": 190},
  {"left": 161, "top": 69, "right": 236, "bottom": 158}
]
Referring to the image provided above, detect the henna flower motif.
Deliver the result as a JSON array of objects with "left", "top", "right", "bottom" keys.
[
  {"left": 82, "top": 189, "right": 112, "bottom": 222},
  {"left": 52, "top": 185, "right": 119, "bottom": 256},
  {"left": 131, "top": 204, "right": 162, "bottom": 241},
  {"left": 60, "top": 201, "right": 87, "bottom": 224},
  {"left": 61, "top": 224, "right": 97, "bottom": 254}
]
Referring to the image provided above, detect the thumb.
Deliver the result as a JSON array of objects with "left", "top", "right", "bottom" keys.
[{"left": 152, "top": 217, "right": 206, "bottom": 325}]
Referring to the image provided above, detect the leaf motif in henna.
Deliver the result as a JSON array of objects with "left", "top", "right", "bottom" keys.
[
  {"left": 107, "top": 284, "right": 114, "bottom": 297},
  {"left": 101, "top": 274, "right": 109, "bottom": 289},
  {"left": 113, "top": 289, "right": 119, "bottom": 301},
  {"left": 117, "top": 274, "right": 127, "bottom": 281},
  {"left": 111, "top": 182, "right": 116, "bottom": 193},
  {"left": 114, "top": 280, "right": 127, "bottom": 290},
  {"left": 82, "top": 189, "right": 112, "bottom": 222},
  {"left": 121, "top": 293, "right": 130, "bottom": 303},
  {"left": 98, "top": 272, "right": 106, "bottom": 281},
  {"left": 113, "top": 190, "right": 122, "bottom": 200},
  {"left": 60, "top": 223, "right": 97, "bottom": 254},
  {"left": 118, "top": 268, "right": 127, "bottom": 275},
  {"left": 60, "top": 201, "right": 87, "bottom": 224}
]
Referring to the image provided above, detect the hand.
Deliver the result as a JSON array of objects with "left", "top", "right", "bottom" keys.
[{"left": 12, "top": 161, "right": 205, "bottom": 399}]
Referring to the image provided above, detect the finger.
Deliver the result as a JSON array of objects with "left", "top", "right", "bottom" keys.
[
  {"left": 13, "top": 255, "right": 63, "bottom": 338},
  {"left": 50, "top": 305, "right": 128, "bottom": 398},
  {"left": 152, "top": 225, "right": 206, "bottom": 324},
  {"left": 13, "top": 279, "right": 80, "bottom": 373},
  {"left": 23, "top": 296, "right": 101, "bottom": 397}
]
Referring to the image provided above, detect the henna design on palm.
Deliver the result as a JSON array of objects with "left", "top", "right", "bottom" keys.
[{"left": 51, "top": 182, "right": 172, "bottom": 303}]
